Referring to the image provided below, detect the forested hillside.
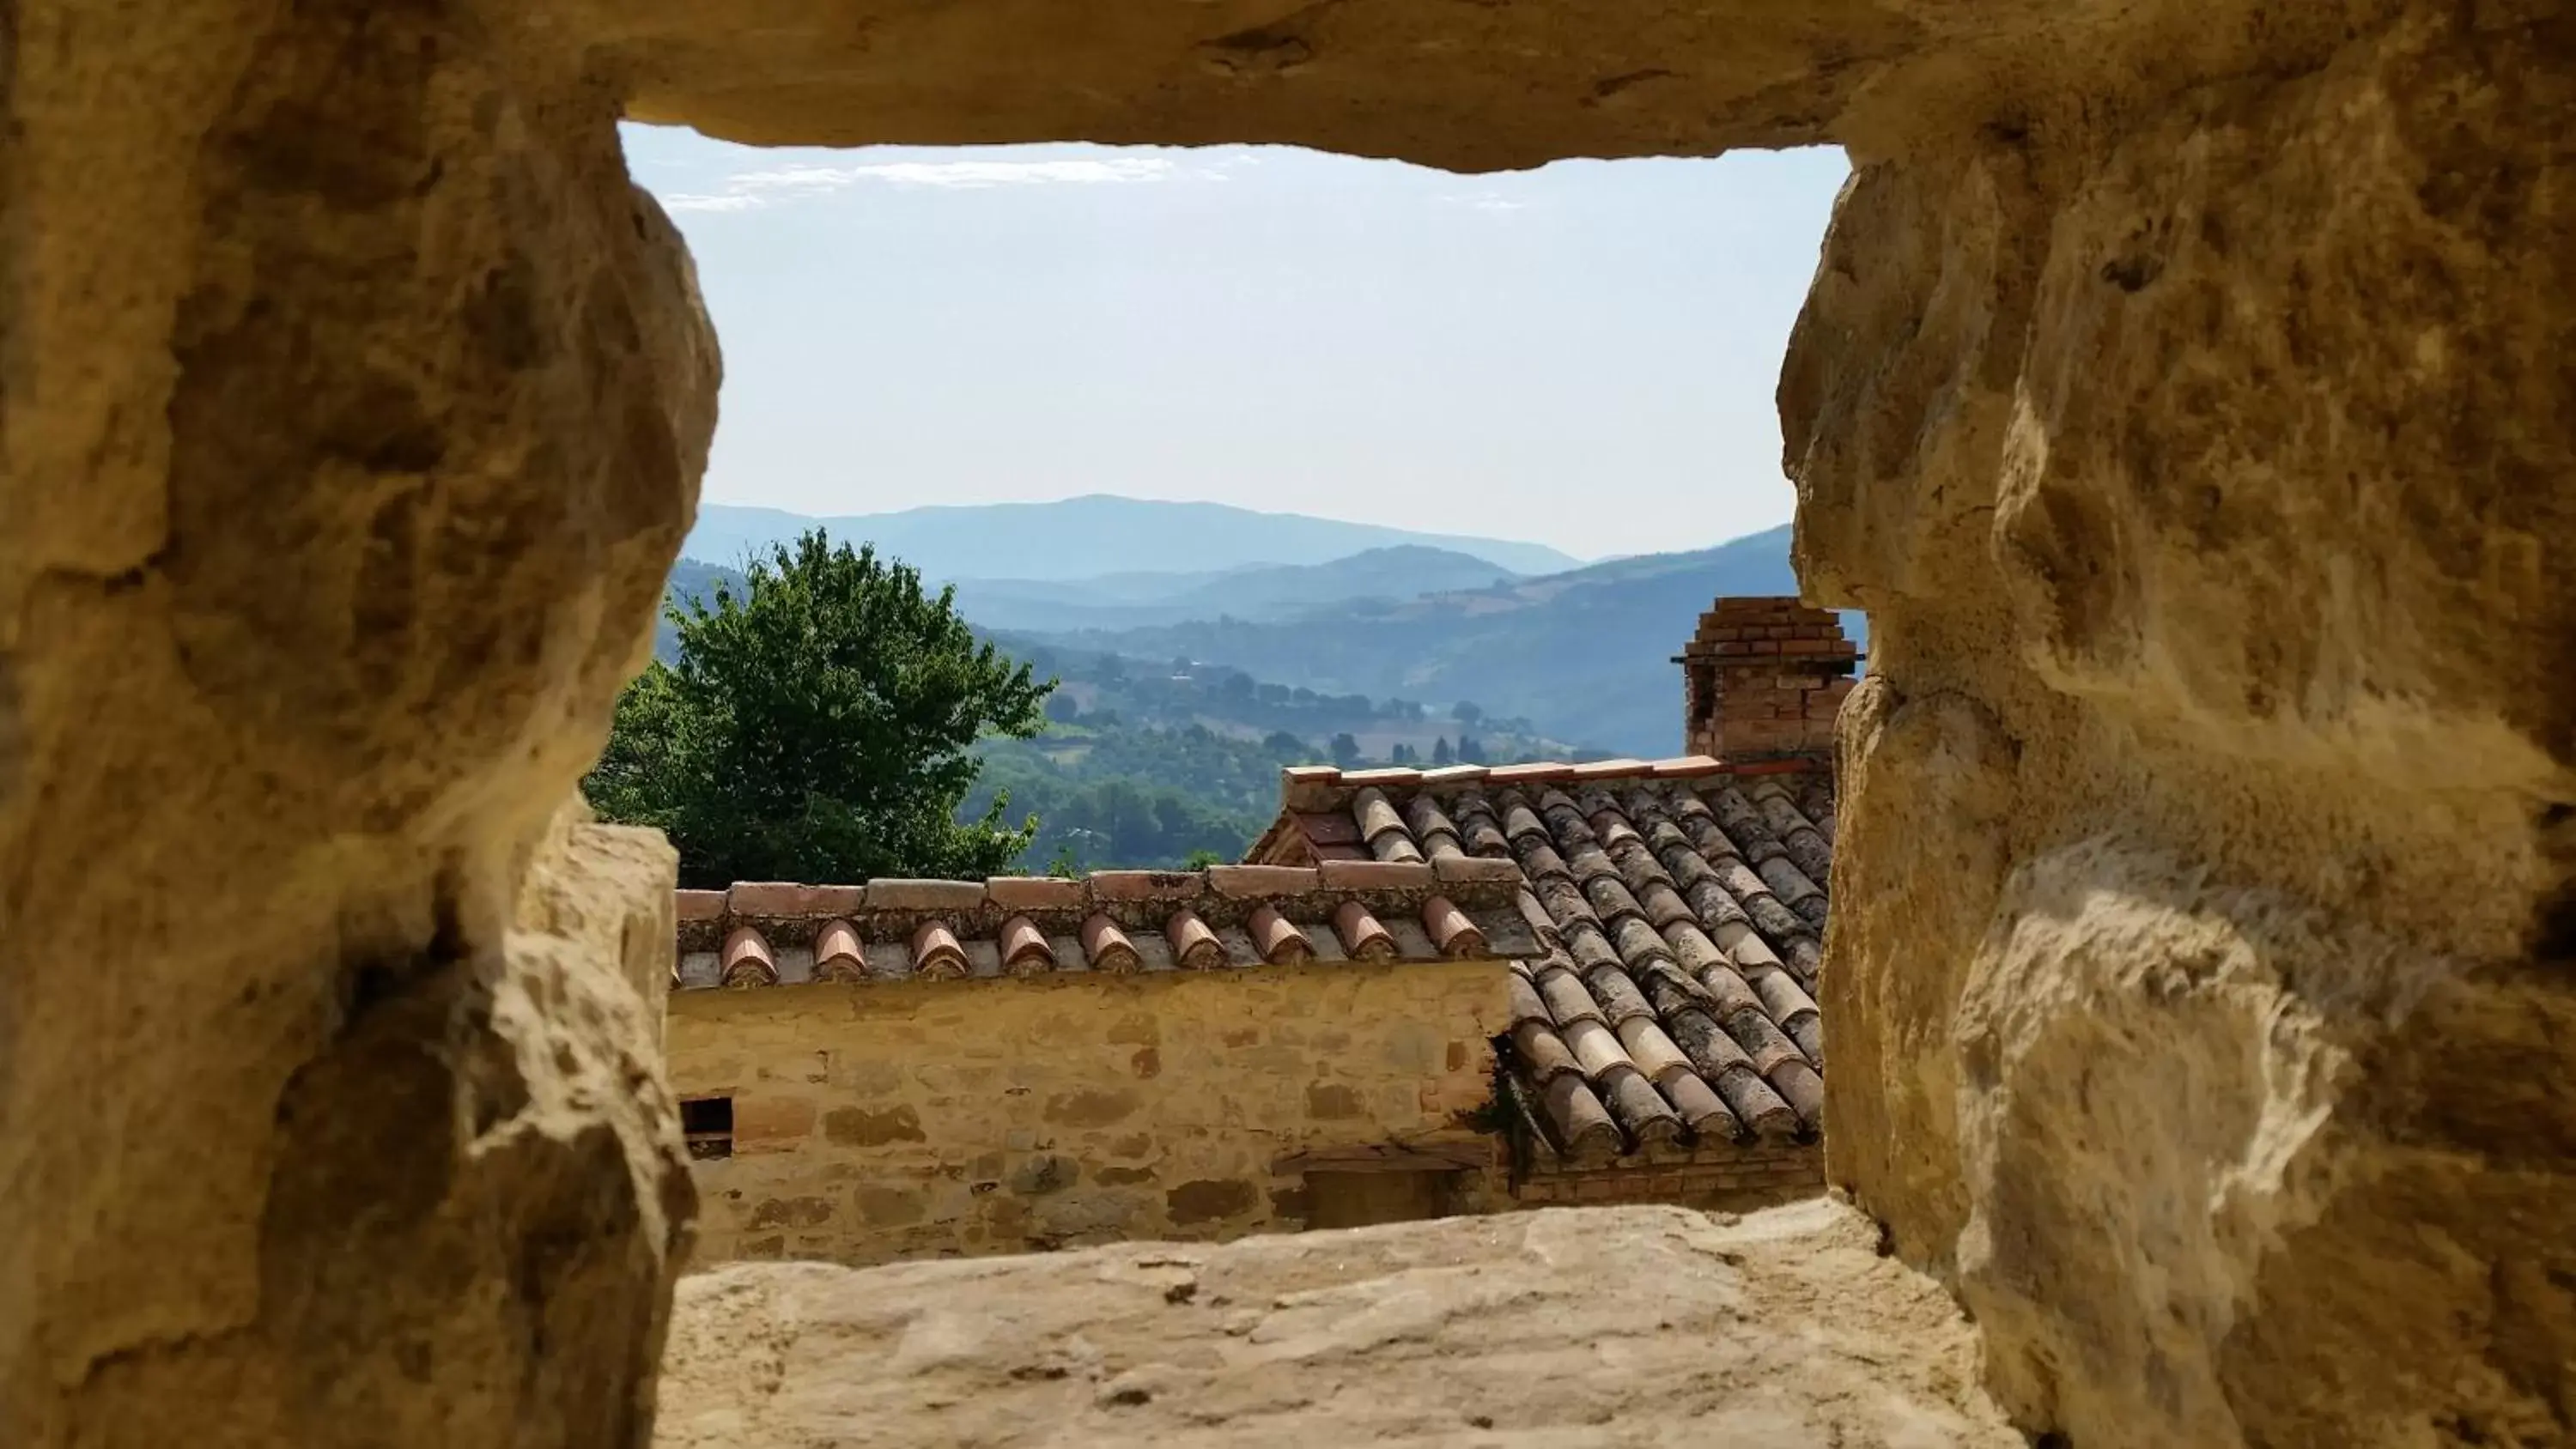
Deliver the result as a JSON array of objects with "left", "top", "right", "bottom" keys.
[
  {"left": 651, "top": 556, "right": 1579, "bottom": 870},
  {"left": 1007, "top": 524, "right": 1861, "bottom": 756}
]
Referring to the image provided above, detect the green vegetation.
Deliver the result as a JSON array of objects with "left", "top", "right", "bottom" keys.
[
  {"left": 962, "top": 719, "right": 1315, "bottom": 872},
  {"left": 590, "top": 530, "right": 1049, "bottom": 888},
  {"left": 638, "top": 549, "right": 1601, "bottom": 876}
]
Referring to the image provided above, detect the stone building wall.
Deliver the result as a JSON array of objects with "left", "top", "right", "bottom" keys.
[{"left": 668, "top": 960, "right": 1506, "bottom": 1265}]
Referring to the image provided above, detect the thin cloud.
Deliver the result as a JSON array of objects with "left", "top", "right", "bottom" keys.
[
  {"left": 663, "top": 191, "right": 768, "bottom": 214},
  {"left": 663, "top": 154, "right": 1187, "bottom": 213},
  {"left": 1437, "top": 191, "right": 1533, "bottom": 213}
]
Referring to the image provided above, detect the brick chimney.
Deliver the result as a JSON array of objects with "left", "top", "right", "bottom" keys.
[{"left": 1675, "top": 597, "right": 1857, "bottom": 761}]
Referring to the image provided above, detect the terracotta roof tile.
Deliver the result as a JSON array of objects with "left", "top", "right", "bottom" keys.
[
  {"left": 911, "top": 920, "right": 969, "bottom": 979},
  {"left": 730, "top": 882, "right": 866, "bottom": 916},
  {"left": 1087, "top": 870, "right": 1206, "bottom": 904},
  {"left": 1433, "top": 853, "right": 1523, "bottom": 887},
  {"left": 1163, "top": 908, "right": 1225, "bottom": 970},
  {"left": 998, "top": 915, "right": 1055, "bottom": 974},
  {"left": 866, "top": 879, "right": 986, "bottom": 912},
  {"left": 1247, "top": 905, "right": 1313, "bottom": 965},
  {"left": 1512, "top": 1022, "right": 1583, "bottom": 1082},
  {"left": 675, "top": 888, "right": 728, "bottom": 922},
  {"left": 815, "top": 919, "right": 864, "bottom": 983},
  {"left": 1080, "top": 913, "right": 1140, "bottom": 973},
  {"left": 1485, "top": 761, "right": 1579, "bottom": 785},
  {"left": 1534, "top": 1073, "right": 1622, "bottom": 1161},
  {"left": 721, "top": 925, "right": 777, "bottom": 988},
  {"left": 1243, "top": 754, "right": 1836, "bottom": 1156},
  {"left": 1316, "top": 858, "right": 1435, "bottom": 890},
  {"left": 1421, "top": 895, "right": 1488, "bottom": 958},
  {"left": 1206, "top": 863, "right": 1319, "bottom": 897},
  {"left": 1507, "top": 973, "right": 1552, "bottom": 1027},
  {"left": 1332, "top": 900, "right": 1396, "bottom": 961},
  {"left": 986, "top": 876, "right": 1087, "bottom": 912}
]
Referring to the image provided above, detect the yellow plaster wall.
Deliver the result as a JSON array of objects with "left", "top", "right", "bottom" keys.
[{"left": 668, "top": 959, "right": 1507, "bottom": 1265}]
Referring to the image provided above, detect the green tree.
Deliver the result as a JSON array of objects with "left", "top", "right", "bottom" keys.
[
  {"left": 1329, "top": 732, "right": 1363, "bottom": 768},
  {"left": 587, "top": 530, "right": 1052, "bottom": 888}
]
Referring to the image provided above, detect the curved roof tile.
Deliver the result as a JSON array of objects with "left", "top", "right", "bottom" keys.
[{"left": 1244, "top": 755, "right": 1837, "bottom": 1156}]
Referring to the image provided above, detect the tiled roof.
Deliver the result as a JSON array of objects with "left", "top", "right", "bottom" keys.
[
  {"left": 671, "top": 859, "right": 1540, "bottom": 989},
  {"left": 1246, "top": 756, "right": 1837, "bottom": 1163}
]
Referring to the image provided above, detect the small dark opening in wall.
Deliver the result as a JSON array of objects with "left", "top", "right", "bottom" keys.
[{"left": 680, "top": 1095, "right": 734, "bottom": 1160}]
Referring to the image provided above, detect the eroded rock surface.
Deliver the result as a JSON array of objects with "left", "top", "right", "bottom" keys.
[
  {"left": 8, "top": 0, "right": 2570, "bottom": 1443},
  {"left": 1791, "top": 7, "right": 2576, "bottom": 1446},
  {"left": 0, "top": 0, "right": 717, "bottom": 1441},
  {"left": 657, "top": 1197, "right": 2018, "bottom": 1448}
]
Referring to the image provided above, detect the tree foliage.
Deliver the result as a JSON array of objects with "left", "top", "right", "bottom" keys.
[{"left": 587, "top": 530, "right": 1051, "bottom": 888}]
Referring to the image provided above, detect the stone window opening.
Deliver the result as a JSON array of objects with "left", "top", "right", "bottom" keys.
[{"left": 680, "top": 1095, "right": 735, "bottom": 1160}]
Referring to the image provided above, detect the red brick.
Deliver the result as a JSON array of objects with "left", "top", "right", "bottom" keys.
[
  {"left": 1485, "top": 761, "right": 1577, "bottom": 785},
  {"left": 861, "top": 879, "right": 987, "bottom": 912},
  {"left": 1430, "top": 854, "right": 1522, "bottom": 886},
  {"left": 985, "top": 876, "right": 1087, "bottom": 911},
  {"left": 1316, "top": 858, "right": 1436, "bottom": 890},
  {"left": 727, "top": 882, "right": 866, "bottom": 917},
  {"left": 1206, "top": 864, "right": 1320, "bottom": 898},
  {"left": 674, "top": 888, "right": 727, "bottom": 922},
  {"left": 1088, "top": 870, "right": 1206, "bottom": 903}
]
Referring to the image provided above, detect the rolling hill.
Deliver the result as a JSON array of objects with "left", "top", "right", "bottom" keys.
[
  {"left": 1003, "top": 524, "right": 1862, "bottom": 758},
  {"left": 683, "top": 496, "right": 1582, "bottom": 582},
  {"left": 945, "top": 544, "right": 1525, "bottom": 633}
]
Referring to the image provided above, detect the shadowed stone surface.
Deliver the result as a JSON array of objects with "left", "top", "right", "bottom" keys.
[
  {"left": 1790, "top": 8, "right": 2576, "bottom": 1445},
  {"left": 0, "top": 0, "right": 717, "bottom": 1441}
]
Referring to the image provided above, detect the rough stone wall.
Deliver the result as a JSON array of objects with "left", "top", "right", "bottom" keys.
[
  {"left": 668, "top": 961, "right": 1504, "bottom": 1265},
  {"left": 1789, "top": 8, "right": 2576, "bottom": 1446},
  {"left": 0, "top": 1, "right": 718, "bottom": 1442}
]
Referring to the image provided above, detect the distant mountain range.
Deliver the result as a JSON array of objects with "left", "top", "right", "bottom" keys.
[
  {"left": 683, "top": 496, "right": 1583, "bottom": 582},
  {"left": 659, "top": 502, "right": 1853, "bottom": 760},
  {"left": 1000, "top": 524, "right": 1863, "bottom": 757},
  {"left": 945, "top": 544, "right": 1525, "bottom": 633}
]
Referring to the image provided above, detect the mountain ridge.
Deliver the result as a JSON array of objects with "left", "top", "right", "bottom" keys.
[
  {"left": 683, "top": 495, "right": 1583, "bottom": 582},
  {"left": 999, "top": 524, "right": 1860, "bottom": 756}
]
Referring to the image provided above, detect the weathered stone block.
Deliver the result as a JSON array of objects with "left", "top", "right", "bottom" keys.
[
  {"left": 1164, "top": 1179, "right": 1259, "bottom": 1227},
  {"left": 820, "top": 1105, "right": 923, "bottom": 1148}
]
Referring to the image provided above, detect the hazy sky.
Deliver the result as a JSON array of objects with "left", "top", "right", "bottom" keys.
[{"left": 622, "top": 129, "right": 1848, "bottom": 561}]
